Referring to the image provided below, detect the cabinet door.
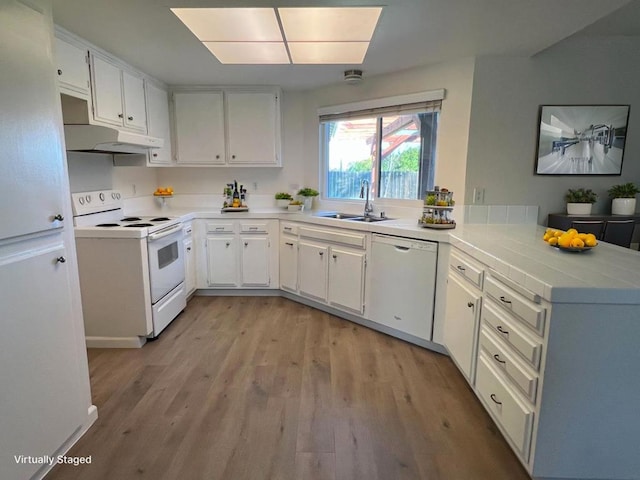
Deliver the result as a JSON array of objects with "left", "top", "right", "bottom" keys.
[
  {"left": 443, "top": 274, "right": 482, "bottom": 382},
  {"left": 299, "top": 241, "right": 328, "bottom": 302},
  {"left": 174, "top": 91, "right": 225, "bottom": 164},
  {"left": 0, "top": 2, "right": 66, "bottom": 241},
  {"left": 145, "top": 81, "right": 172, "bottom": 165},
  {"left": 279, "top": 237, "right": 298, "bottom": 292},
  {"left": 54, "top": 36, "right": 89, "bottom": 97},
  {"left": 122, "top": 70, "right": 147, "bottom": 131},
  {"left": 0, "top": 243, "right": 85, "bottom": 480},
  {"left": 240, "top": 236, "right": 270, "bottom": 287},
  {"left": 90, "top": 52, "right": 124, "bottom": 127},
  {"left": 328, "top": 246, "right": 365, "bottom": 314},
  {"left": 226, "top": 91, "right": 279, "bottom": 165},
  {"left": 206, "top": 236, "right": 238, "bottom": 287},
  {"left": 184, "top": 237, "right": 196, "bottom": 294}
]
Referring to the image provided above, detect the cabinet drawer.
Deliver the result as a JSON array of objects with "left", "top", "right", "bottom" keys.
[
  {"left": 206, "top": 222, "right": 235, "bottom": 234},
  {"left": 240, "top": 222, "right": 268, "bottom": 233},
  {"left": 299, "top": 227, "right": 366, "bottom": 249},
  {"left": 476, "top": 354, "right": 534, "bottom": 461},
  {"left": 449, "top": 249, "right": 484, "bottom": 289},
  {"left": 482, "top": 301, "right": 542, "bottom": 370},
  {"left": 479, "top": 327, "right": 538, "bottom": 403},
  {"left": 485, "top": 276, "right": 546, "bottom": 335},
  {"left": 280, "top": 222, "right": 298, "bottom": 236}
]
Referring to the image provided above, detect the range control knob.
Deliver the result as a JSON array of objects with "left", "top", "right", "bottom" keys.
[
  {"left": 116, "top": 193, "right": 121, "bottom": 199},
  {"left": 85, "top": 195, "right": 91, "bottom": 203},
  {"left": 99, "top": 192, "right": 105, "bottom": 201},
  {"left": 111, "top": 192, "right": 116, "bottom": 199},
  {"left": 78, "top": 197, "right": 85, "bottom": 205}
]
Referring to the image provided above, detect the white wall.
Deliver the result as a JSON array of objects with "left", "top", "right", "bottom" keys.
[
  {"left": 300, "top": 58, "right": 476, "bottom": 206},
  {"left": 466, "top": 35, "right": 640, "bottom": 223}
]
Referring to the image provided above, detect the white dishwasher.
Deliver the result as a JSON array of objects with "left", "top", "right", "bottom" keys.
[{"left": 369, "top": 234, "right": 438, "bottom": 341}]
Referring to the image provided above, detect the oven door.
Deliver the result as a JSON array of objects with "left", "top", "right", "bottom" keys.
[{"left": 147, "top": 224, "right": 185, "bottom": 304}]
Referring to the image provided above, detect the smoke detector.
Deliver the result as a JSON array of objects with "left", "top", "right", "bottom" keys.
[{"left": 343, "top": 69, "right": 363, "bottom": 85}]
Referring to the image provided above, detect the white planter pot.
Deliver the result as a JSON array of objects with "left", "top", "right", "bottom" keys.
[
  {"left": 275, "top": 199, "right": 290, "bottom": 208},
  {"left": 566, "top": 203, "right": 592, "bottom": 215},
  {"left": 299, "top": 196, "right": 314, "bottom": 211},
  {"left": 611, "top": 198, "right": 636, "bottom": 215}
]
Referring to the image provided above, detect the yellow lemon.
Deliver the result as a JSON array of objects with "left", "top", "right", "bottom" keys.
[
  {"left": 558, "top": 234, "right": 573, "bottom": 248},
  {"left": 566, "top": 228, "right": 578, "bottom": 236},
  {"left": 585, "top": 237, "right": 598, "bottom": 247},
  {"left": 543, "top": 233, "right": 551, "bottom": 241},
  {"left": 548, "top": 236, "right": 558, "bottom": 246},
  {"left": 570, "top": 237, "right": 585, "bottom": 248},
  {"left": 553, "top": 230, "right": 563, "bottom": 237}
]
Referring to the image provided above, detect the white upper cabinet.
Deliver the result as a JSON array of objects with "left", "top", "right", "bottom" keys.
[
  {"left": 172, "top": 89, "right": 281, "bottom": 167},
  {"left": 145, "top": 81, "right": 172, "bottom": 165},
  {"left": 54, "top": 36, "right": 89, "bottom": 98},
  {"left": 226, "top": 91, "right": 280, "bottom": 165},
  {"left": 174, "top": 91, "right": 225, "bottom": 165},
  {"left": 90, "top": 51, "right": 147, "bottom": 133}
]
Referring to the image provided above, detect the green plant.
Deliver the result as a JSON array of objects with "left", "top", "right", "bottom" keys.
[
  {"left": 297, "top": 187, "right": 319, "bottom": 197},
  {"left": 607, "top": 183, "right": 639, "bottom": 199},
  {"left": 565, "top": 188, "right": 597, "bottom": 203},
  {"left": 289, "top": 200, "right": 303, "bottom": 205},
  {"left": 275, "top": 192, "right": 293, "bottom": 200}
]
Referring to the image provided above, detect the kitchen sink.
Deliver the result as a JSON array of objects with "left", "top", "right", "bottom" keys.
[
  {"left": 316, "top": 212, "right": 363, "bottom": 219},
  {"left": 347, "top": 216, "right": 391, "bottom": 222}
]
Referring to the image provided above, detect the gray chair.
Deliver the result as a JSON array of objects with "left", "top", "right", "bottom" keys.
[
  {"left": 570, "top": 220, "right": 605, "bottom": 239},
  {"left": 602, "top": 220, "right": 635, "bottom": 248}
]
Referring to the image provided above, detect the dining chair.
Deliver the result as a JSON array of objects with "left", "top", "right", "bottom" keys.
[
  {"left": 570, "top": 220, "right": 605, "bottom": 239},
  {"left": 602, "top": 220, "right": 636, "bottom": 248}
]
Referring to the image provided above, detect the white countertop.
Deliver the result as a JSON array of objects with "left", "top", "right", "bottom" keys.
[{"left": 134, "top": 206, "right": 640, "bottom": 305}]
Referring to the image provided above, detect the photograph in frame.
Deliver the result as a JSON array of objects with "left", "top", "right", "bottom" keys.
[{"left": 535, "top": 105, "right": 630, "bottom": 175}]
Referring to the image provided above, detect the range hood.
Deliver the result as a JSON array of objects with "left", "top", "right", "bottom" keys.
[{"left": 63, "top": 125, "right": 163, "bottom": 154}]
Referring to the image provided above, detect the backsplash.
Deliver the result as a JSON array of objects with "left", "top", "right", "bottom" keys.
[{"left": 464, "top": 205, "right": 539, "bottom": 224}]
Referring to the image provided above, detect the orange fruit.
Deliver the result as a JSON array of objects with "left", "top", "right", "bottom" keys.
[
  {"left": 548, "top": 237, "right": 558, "bottom": 246},
  {"left": 577, "top": 233, "right": 589, "bottom": 240},
  {"left": 558, "top": 234, "right": 573, "bottom": 248},
  {"left": 570, "top": 237, "right": 585, "bottom": 248},
  {"left": 585, "top": 237, "right": 598, "bottom": 247},
  {"left": 566, "top": 228, "right": 578, "bottom": 236}
]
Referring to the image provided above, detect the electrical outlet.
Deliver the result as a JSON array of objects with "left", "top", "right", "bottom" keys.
[{"left": 473, "top": 187, "right": 485, "bottom": 204}]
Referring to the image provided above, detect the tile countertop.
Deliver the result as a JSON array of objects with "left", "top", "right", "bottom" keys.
[{"left": 139, "top": 207, "right": 640, "bottom": 305}]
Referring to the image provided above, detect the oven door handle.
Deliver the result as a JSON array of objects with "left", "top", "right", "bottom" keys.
[{"left": 148, "top": 224, "right": 182, "bottom": 242}]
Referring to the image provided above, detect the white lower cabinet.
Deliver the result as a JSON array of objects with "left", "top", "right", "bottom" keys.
[
  {"left": 298, "top": 241, "right": 329, "bottom": 301},
  {"left": 279, "top": 236, "right": 298, "bottom": 292},
  {"left": 327, "top": 246, "right": 366, "bottom": 314},
  {"left": 204, "top": 220, "right": 276, "bottom": 289},
  {"left": 443, "top": 273, "right": 482, "bottom": 382}
]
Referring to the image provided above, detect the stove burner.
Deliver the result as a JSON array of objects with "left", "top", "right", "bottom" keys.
[
  {"left": 96, "top": 223, "right": 120, "bottom": 227},
  {"left": 121, "top": 217, "right": 142, "bottom": 222},
  {"left": 150, "top": 217, "right": 171, "bottom": 222},
  {"left": 125, "top": 223, "right": 154, "bottom": 228}
]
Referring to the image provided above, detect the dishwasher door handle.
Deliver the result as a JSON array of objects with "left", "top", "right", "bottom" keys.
[{"left": 394, "top": 246, "right": 410, "bottom": 252}]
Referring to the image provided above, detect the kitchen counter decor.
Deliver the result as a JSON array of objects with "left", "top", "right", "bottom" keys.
[
  {"left": 419, "top": 187, "right": 456, "bottom": 229},
  {"left": 542, "top": 227, "right": 597, "bottom": 252}
]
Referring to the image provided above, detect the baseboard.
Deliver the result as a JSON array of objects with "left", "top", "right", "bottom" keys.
[{"left": 85, "top": 336, "right": 146, "bottom": 348}]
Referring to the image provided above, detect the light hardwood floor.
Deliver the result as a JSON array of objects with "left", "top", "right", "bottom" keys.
[{"left": 47, "top": 296, "right": 530, "bottom": 480}]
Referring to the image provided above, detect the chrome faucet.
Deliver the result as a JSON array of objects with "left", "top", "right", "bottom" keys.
[{"left": 359, "top": 180, "right": 374, "bottom": 216}]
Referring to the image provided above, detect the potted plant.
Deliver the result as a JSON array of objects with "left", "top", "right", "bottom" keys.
[
  {"left": 565, "top": 188, "right": 597, "bottom": 215},
  {"left": 297, "top": 187, "right": 319, "bottom": 210},
  {"left": 287, "top": 200, "right": 304, "bottom": 212},
  {"left": 608, "top": 183, "right": 639, "bottom": 215},
  {"left": 275, "top": 192, "right": 293, "bottom": 208}
]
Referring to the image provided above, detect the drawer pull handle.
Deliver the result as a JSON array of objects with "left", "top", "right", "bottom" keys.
[
  {"left": 467, "top": 302, "right": 474, "bottom": 308},
  {"left": 456, "top": 265, "right": 466, "bottom": 272},
  {"left": 490, "top": 394, "right": 502, "bottom": 405},
  {"left": 215, "top": 227, "right": 225, "bottom": 230},
  {"left": 319, "top": 252, "right": 324, "bottom": 256},
  {"left": 332, "top": 254, "right": 337, "bottom": 259},
  {"left": 285, "top": 242, "right": 294, "bottom": 246},
  {"left": 284, "top": 227, "right": 292, "bottom": 231},
  {"left": 496, "top": 326, "right": 509, "bottom": 335},
  {"left": 493, "top": 354, "right": 506, "bottom": 364},
  {"left": 499, "top": 296, "right": 512, "bottom": 304},
  {"left": 225, "top": 242, "right": 230, "bottom": 247},
  {"left": 249, "top": 227, "right": 258, "bottom": 230},
  {"left": 56, "top": 256, "right": 66, "bottom": 264}
]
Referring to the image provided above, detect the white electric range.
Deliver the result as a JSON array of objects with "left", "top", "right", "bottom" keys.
[{"left": 72, "top": 190, "right": 186, "bottom": 347}]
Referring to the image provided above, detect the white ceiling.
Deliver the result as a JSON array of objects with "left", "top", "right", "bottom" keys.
[{"left": 52, "top": 0, "right": 637, "bottom": 91}]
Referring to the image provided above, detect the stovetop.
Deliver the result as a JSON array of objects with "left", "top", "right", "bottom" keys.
[{"left": 72, "top": 190, "right": 180, "bottom": 239}]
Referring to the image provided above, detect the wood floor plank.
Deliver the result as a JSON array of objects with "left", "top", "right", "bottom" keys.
[{"left": 46, "top": 296, "right": 531, "bottom": 480}]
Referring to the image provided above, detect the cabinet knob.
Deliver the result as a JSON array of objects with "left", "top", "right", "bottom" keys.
[
  {"left": 215, "top": 155, "right": 220, "bottom": 159},
  {"left": 153, "top": 153, "right": 158, "bottom": 157},
  {"left": 186, "top": 247, "right": 191, "bottom": 252},
  {"left": 57, "top": 69, "right": 62, "bottom": 76},
  {"left": 244, "top": 242, "right": 248, "bottom": 247},
  {"left": 231, "top": 155, "right": 236, "bottom": 159},
  {"left": 467, "top": 301, "right": 474, "bottom": 308},
  {"left": 53, "top": 214, "right": 64, "bottom": 222},
  {"left": 56, "top": 256, "right": 66, "bottom": 264},
  {"left": 118, "top": 113, "right": 124, "bottom": 118},
  {"left": 332, "top": 254, "right": 337, "bottom": 259},
  {"left": 225, "top": 242, "right": 230, "bottom": 247},
  {"left": 490, "top": 394, "right": 502, "bottom": 405},
  {"left": 318, "top": 251, "right": 324, "bottom": 256},
  {"left": 128, "top": 116, "right": 134, "bottom": 121}
]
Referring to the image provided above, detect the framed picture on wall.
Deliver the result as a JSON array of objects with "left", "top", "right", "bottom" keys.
[{"left": 534, "top": 105, "right": 630, "bottom": 175}]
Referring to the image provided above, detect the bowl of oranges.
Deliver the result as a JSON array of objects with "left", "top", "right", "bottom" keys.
[
  {"left": 153, "top": 186, "right": 174, "bottom": 197},
  {"left": 543, "top": 228, "right": 597, "bottom": 252}
]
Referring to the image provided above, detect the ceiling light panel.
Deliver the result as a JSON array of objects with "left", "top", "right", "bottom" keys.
[
  {"left": 288, "top": 42, "right": 370, "bottom": 64},
  {"left": 203, "top": 42, "right": 290, "bottom": 64},
  {"left": 278, "top": 7, "right": 383, "bottom": 42},
  {"left": 171, "top": 8, "right": 282, "bottom": 42}
]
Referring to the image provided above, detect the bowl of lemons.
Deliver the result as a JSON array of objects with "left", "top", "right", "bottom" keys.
[{"left": 543, "top": 228, "right": 597, "bottom": 252}]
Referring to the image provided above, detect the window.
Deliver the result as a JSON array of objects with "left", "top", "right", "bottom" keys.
[{"left": 320, "top": 96, "right": 441, "bottom": 200}]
